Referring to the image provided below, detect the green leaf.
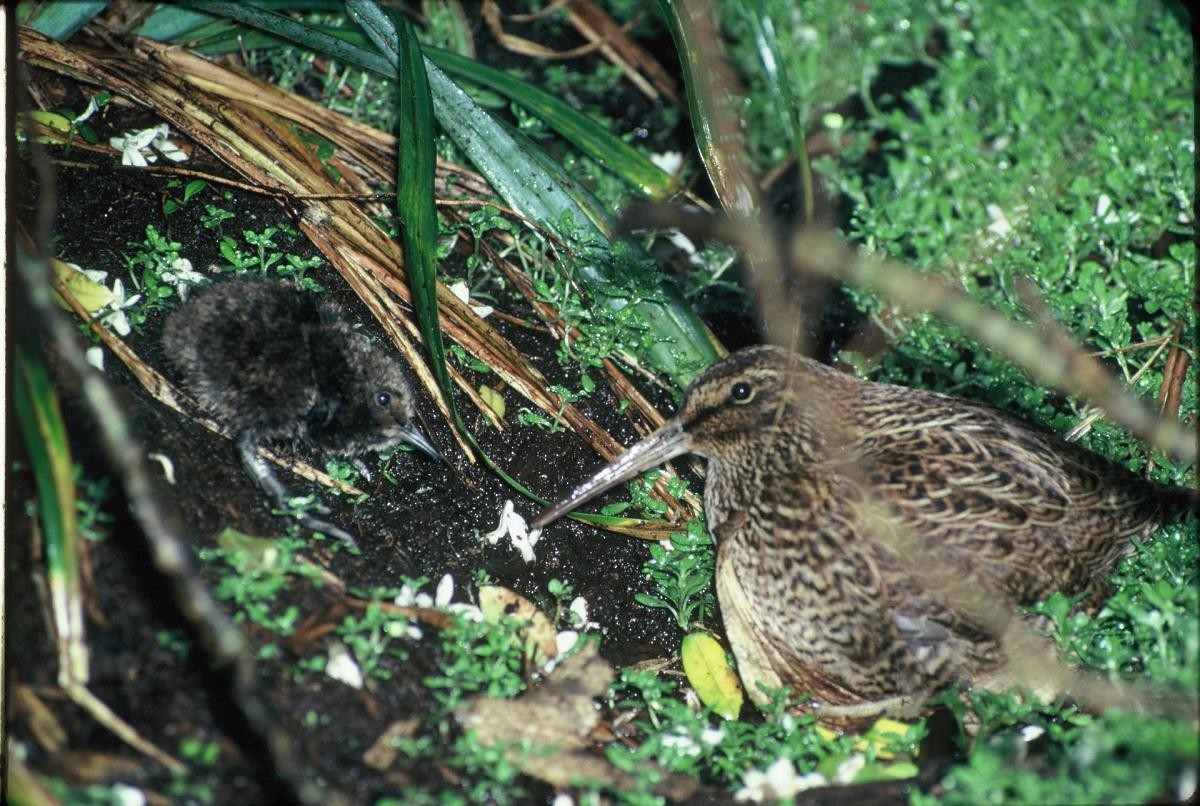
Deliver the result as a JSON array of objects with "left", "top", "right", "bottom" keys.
[
  {"left": 12, "top": 346, "right": 79, "bottom": 595},
  {"left": 18, "top": 0, "right": 107, "bottom": 40},
  {"left": 357, "top": 6, "right": 454, "bottom": 406},
  {"left": 426, "top": 47, "right": 678, "bottom": 200},
  {"left": 182, "top": 179, "right": 208, "bottom": 204}
]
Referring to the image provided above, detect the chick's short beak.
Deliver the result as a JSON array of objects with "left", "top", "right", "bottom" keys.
[{"left": 398, "top": 423, "right": 443, "bottom": 463}]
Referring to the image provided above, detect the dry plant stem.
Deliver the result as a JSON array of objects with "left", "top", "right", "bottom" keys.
[
  {"left": 1065, "top": 331, "right": 1175, "bottom": 442},
  {"left": 28, "top": 510, "right": 184, "bottom": 772},
  {"left": 823, "top": 234, "right": 1195, "bottom": 460},
  {"left": 481, "top": 0, "right": 641, "bottom": 61},
  {"left": 564, "top": 0, "right": 679, "bottom": 102},
  {"left": 1158, "top": 322, "right": 1190, "bottom": 419}
]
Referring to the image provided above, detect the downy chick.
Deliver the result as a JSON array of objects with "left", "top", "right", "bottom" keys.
[{"left": 163, "top": 278, "right": 441, "bottom": 548}]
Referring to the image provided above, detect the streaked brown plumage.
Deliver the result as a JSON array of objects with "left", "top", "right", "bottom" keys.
[{"left": 534, "top": 345, "right": 1192, "bottom": 721}]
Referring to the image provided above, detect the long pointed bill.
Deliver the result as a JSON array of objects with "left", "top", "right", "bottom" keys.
[
  {"left": 532, "top": 419, "right": 693, "bottom": 528},
  {"left": 398, "top": 423, "right": 444, "bottom": 463}
]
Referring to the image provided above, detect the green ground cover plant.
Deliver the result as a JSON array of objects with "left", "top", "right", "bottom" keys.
[{"left": 12, "top": 1, "right": 1194, "bottom": 803}]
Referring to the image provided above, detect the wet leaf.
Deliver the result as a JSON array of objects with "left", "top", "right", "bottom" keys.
[
  {"left": 216, "top": 527, "right": 281, "bottom": 572},
  {"left": 479, "top": 385, "right": 506, "bottom": 419},
  {"left": 681, "top": 631, "right": 743, "bottom": 720},
  {"left": 478, "top": 585, "right": 558, "bottom": 663},
  {"left": 52, "top": 258, "right": 113, "bottom": 313}
]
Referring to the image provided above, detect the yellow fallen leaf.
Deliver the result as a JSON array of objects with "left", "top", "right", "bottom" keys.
[
  {"left": 479, "top": 385, "right": 506, "bottom": 419},
  {"left": 853, "top": 717, "right": 916, "bottom": 760},
  {"left": 216, "top": 527, "right": 281, "bottom": 572},
  {"left": 17, "top": 110, "right": 72, "bottom": 143},
  {"left": 681, "top": 632, "right": 743, "bottom": 720},
  {"left": 52, "top": 258, "right": 113, "bottom": 314},
  {"left": 478, "top": 585, "right": 558, "bottom": 663},
  {"left": 816, "top": 717, "right": 917, "bottom": 760}
]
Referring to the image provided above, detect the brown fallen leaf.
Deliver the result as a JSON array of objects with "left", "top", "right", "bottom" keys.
[
  {"left": 455, "top": 643, "right": 699, "bottom": 799},
  {"left": 364, "top": 717, "right": 421, "bottom": 772},
  {"left": 478, "top": 585, "right": 559, "bottom": 664}
]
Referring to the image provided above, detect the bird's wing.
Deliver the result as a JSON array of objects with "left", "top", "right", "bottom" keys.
[{"left": 847, "top": 383, "right": 1167, "bottom": 594}]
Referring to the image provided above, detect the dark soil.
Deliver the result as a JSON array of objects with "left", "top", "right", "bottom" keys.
[{"left": 8, "top": 71, "right": 695, "bottom": 803}]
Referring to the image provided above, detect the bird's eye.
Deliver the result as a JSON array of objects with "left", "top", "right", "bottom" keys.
[
  {"left": 730, "top": 382, "right": 754, "bottom": 404},
  {"left": 376, "top": 391, "right": 392, "bottom": 408}
]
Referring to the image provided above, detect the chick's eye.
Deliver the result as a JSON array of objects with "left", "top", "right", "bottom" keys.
[
  {"left": 376, "top": 391, "right": 392, "bottom": 408},
  {"left": 730, "top": 382, "right": 754, "bottom": 403}
]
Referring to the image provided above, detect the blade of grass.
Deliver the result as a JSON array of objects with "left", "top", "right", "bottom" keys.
[
  {"left": 391, "top": 14, "right": 453, "bottom": 406},
  {"left": 743, "top": 8, "right": 814, "bottom": 221},
  {"left": 425, "top": 46, "right": 677, "bottom": 200},
  {"left": 656, "top": 0, "right": 758, "bottom": 217},
  {"left": 17, "top": 0, "right": 106, "bottom": 40},
  {"left": 13, "top": 347, "right": 79, "bottom": 656},
  {"left": 12, "top": 341, "right": 184, "bottom": 772}
]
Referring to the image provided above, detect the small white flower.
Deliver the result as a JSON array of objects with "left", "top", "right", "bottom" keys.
[
  {"left": 1020, "top": 724, "right": 1045, "bottom": 743},
  {"left": 735, "top": 757, "right": 827, "bottom": 802},
  {"left": 86, "top": 346, "right": 105, "bottom": 371},
  {"left": 325, "top": 642, "right": 364, "bottom": 689},
  {"left": 483, "top": 500, "right": 540, "bottom": 563},
  {"left": 434, "top": 573, "right": 455, "bottom": 607},
  {"left": 554, "top": 629, "right": 579, "bottom": 657},
  {"left": 448, "top": 601, "right": 484, "bottom": 622},
  {"left": 568, "top": 595, "right": 598, "bottom": 630},
  {"left": 394, "top": 576, "right": 482, "bottom": 637},
  {"left": 99, "top": 279, "right": 142, "bottom": 336},
  {"left": 147, "top": 453, "right": 176, "bottom": 485},
  {"left": 1094, "top": 193, "right": 1119, "bottom": 225},
  {"left": 110, "top": 123, "right": 188, "bottom": 167},
  {"left": 1178, "top": 765, "right": 1197, "bottom": 803},
  {"left": 551, "top": 794, "right": 575, "bottom": 806},
  {"left": 448, "top": 280, "right": 494, "bottom": 318},
  {"left": 650, "top": 150, "right": 683, "bottom": 175},
  {"left": 834, "top": 753, "right": 866, "bottom": 784},
  {"left": 986, "top": 203, "right": 1013, "bottom": 236},
  {"left": 110, "top": 783, "right": 147, "bottom": 806},
  {"left": 73, "top": 97, "right": 101, "bottom": 125},
  {"left": 701, "top": 726, "right": 725, "bottom": 747},
  {"left": 161, "top": 257, "right": 207, "bottom": 299},
  {"left": 661, "top": 730, "right": 702, "bottom": 757}
]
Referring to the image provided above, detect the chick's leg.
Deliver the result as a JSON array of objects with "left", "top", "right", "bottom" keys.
[{"left": 236, "top": 434, "right": 360, "bottom": 550}]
